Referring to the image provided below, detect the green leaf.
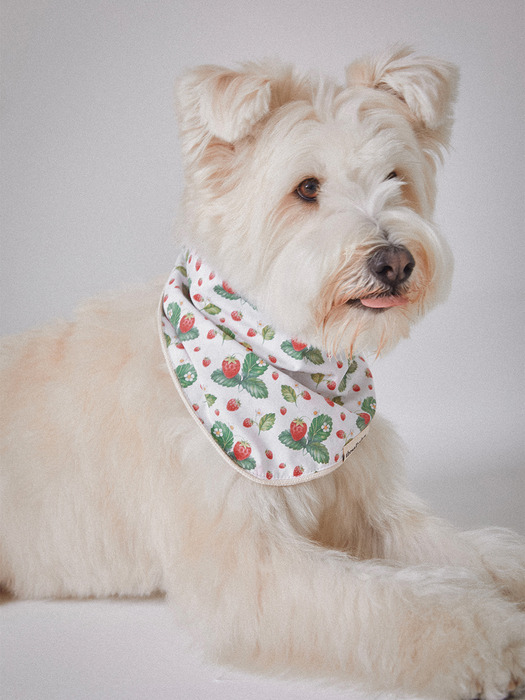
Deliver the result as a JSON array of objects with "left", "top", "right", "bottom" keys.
[
  {"left": 242, "top": 376, "right": 268, "bottom": 399},
  {"left": 280, "top": 340, "right": 304, "bottom": 360},
  {"left": 278, "top": 431, "right": 306, "bottom": 451},
  {"left": 307, "top": 414, "right": 333, "bottom": 443},
  {"left": 361, "top": 396, "right": 376, "bottom": 417},
  {"left": 281, "top": 385, "right": 297, "bottom": 404},
  {"left": 214, "top": 284, "right": 240, "bottom": 301},
  {"left": 338, "top": 360, "right": 358, "bottom": 392},
  {"left": 310, "top": 373, "right": 325, "bottom": 387},
  {"left": 242, "top": 352, "right": 268, "bottom": 378},
  {"left": 305, "top": 442, "right": 330, "bottom": 464},
  {"left": 217, "top": 324, "right": 235, "bottom": 341},
  {"left": 175, "top": 363, "right": 198, "bottom": 388},
  {"left": 205, "top": 393, "right": 217, "bottom": 407},
  {"left": 211, "top": 421, "right": 234, "bottom": 453},
  {"left": 166, "top": 302, "right": 181, "bottom": 329},
  {"left": 304, "top": 347, "right": 324, "bottom": 365},
  {"left": 203, "top": 303, "right": 221, "bottom": 315},
  {"left": 163, "top": 332, "right": 171, "bottom": 348},
  {"left": 356, "top": 415, "right": 367, "bottom": 432},
  {"left": 175, "top": 265, "right": 187, "bottom": 277},
  {"left": 332, "top": 396, "right": 344, "bottom": 406},
  {"left": 258, "top": 413, "right": 276, "bottom": 432},
  {"left": 178, "top": 327, "right": 200, "bottom": 342},
  {"left": 231, "top": 454, "right": 256, "bottom": 471},
  {"left": 262, "top": 325, "right": 275, "bottom": 341},
  {"left": 211, "top": 369, "right": 242, "bottom": 388}
]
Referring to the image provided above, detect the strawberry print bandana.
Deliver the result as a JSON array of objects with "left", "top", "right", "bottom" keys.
[{"left": 158, "top": 250, "right": 376, "bottom": 486}]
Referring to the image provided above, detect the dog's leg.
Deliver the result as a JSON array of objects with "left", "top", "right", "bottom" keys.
[
  {"left": 315, "top": 417, "right": 525, "bottom": 607},
  {"left": 164, "top": 480, "right": 525, "bottom": 699}
]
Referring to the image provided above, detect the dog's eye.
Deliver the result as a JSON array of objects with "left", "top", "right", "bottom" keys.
[
  {"left": 296, "top": 178, "right": 320, "bottom": 202},
  {"left": 386, "top": 171, "right": 398, "bottom": 180}
]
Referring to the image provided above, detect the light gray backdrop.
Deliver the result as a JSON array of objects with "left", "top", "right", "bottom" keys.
[{"left": 1, "top": 1, "right": 524, "bottom": 699}]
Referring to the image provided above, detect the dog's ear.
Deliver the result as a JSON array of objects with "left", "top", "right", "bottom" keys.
[
  {"left": 346, "top": 46, "right": 459, "bottom": 135},
  {"left": 176, "top": 65, "right": 272, "bottom": 147}
]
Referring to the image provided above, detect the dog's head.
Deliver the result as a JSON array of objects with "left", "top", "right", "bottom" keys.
[{"left": 175, "top": 47, "right": 458, "bottom": 355}]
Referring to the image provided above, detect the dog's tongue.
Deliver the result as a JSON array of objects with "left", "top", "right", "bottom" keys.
[{"left": 360, "top": 296, "right": 408, "bottom": 308}]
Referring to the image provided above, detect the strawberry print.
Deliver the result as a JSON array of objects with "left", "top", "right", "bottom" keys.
[
  {"left": 290, "top": 418, "right": 307, "bottom": 442},
  {"left": 161, "top": 249, "right": 376, "bottom": 484},
  {"left": 233, "top": 440, "right": 251, "bottom": 461},
  {"left": 222, "top": 356, "right": 240, "bottom": 378},
  {"left": 291, "top": 339, "right": 307, "bottom": 352}
]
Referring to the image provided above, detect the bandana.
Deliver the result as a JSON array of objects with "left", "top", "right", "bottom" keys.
[{"left": 158, "top": 250, "right": 376, "bottom": 486}]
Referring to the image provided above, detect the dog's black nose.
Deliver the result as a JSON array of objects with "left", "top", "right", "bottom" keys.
[{"left": 368, "top": 246, "right": 415, "bottom": 287}]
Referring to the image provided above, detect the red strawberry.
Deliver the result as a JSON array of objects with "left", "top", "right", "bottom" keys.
[
  {"left": 243, "top": 418, "right": 253, "bottom": 428},
  {"left": 188, "top": 255, "right": 192, "bottom": 263},
  {"left": 222, "top": 281, "right": 235, "bottom": 295},
  {"left": 215, "top": 409, "right": 220, "bottom": 416},
  {"left": 291, "top": 339, "right": 307, "bottom": 352},
  {"left": 179, "top": 313, "right": 195, "bottom": 334},
  {"left": 222, "top": 356, "right": 241, "bottom": 378},
  {"left": 334, "top": 454, "right": 339, "bottom": 462},
  {"left": 193, "top": 294, "right": 203, "bottom": 303},
  {"left": 163, "top": 294, "right": 168, "bottom": 303},
  {"left": 352, "top": 384, "right": 360, "bottom": 392},
  {"left": 220, "top": 317, "right": 226, "bottom": 323},
  {"left": 272, "top": 372, "right": 279, "bottom": 380},
  {"left": 368, "top": 384, "right": 373, "bottom": 390},
  {"left": 231, "top": 310, "right": 243, "bottom": 322},
  {"left": 279, "top": 462, "right": 286, "bottom": 469},
  {"left": 247, "top": 328, "right": 257, "bottom": 337},
  {"left": 202, "top": 357, "right": 211, "bottom": 367},
  {"left": 337, "top": 360, "right": 343, "bottom": 369},
  {"left": 195, "top": 259, "right": 201, "bottom": 271},
  {"left": 280, "top": 406, "right": 287, "bottom": 415},
  {"left": 325, "top": 398, "right": 335, "bottom": 407},
  {"left": 359, "top": 412, "right": 371, "bottom": 426},
  {"left": 340, "top": 412, "right": 346, "bottom": 421},
  {"left": 233, "top": 440, "right": 251, "bottom": 461},
  {"left": 207, "top": 330, "right": 217, "bottom": 339},
  {"left": 290, "top": 418, "right": 307, "bottom": 442},
  {"left": 169, "top": 279, "right": 175, "bottom": 285},
  {"left": 193, "top": 346, "right": 200, "bottom": 352},
  {"left": 366, "top": 368, "right": 373, "bottom": 378},
  {"left": 209, "top": 272, "right": 215, "bottom": 281},
  {"left": 226, "top": 398, "right": 241, "bottom": 411},
  {"left": 176, "top": 342, "right": 184, "bottom": 350},
  {"left": 265, "top": 449, "right": 273, "bottom": 460},
  {"left": 266, "top": 471, "right": 273, "bottom": 480},
  {"left": 293, "top": 466, "right": 304, "bottom": 477},
  {"left": 302, "top": 391, "right": 311, "bottom": 400},
  {"left": 269, "top": 355, "right": 277, "bottom": 363},
  {"left": 192, "top": 404, "right": 199, "bottom": 411},
  {"left": 327, "top": 380, "right": 336, "bottom": 391},
  {"left": 336, "top": 430, "right": 346, "bottom": 439},
  {"left": 198, "top": 278, "right": 203, "bottom": 286}
]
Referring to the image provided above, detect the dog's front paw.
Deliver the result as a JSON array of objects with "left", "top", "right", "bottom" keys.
[{"left": 431, "top": 608, "right": 525, "bottom": 700}]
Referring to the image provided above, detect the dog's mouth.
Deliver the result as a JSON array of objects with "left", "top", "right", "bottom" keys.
[{"left": 347, "top": 294, "right": 409, "bottom": 311}]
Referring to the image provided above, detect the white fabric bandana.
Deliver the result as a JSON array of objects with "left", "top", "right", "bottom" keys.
[{"left": 158, "top": 250, "right": 376, "bottom": 486}]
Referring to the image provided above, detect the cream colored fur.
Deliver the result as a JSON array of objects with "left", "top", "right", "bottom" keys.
[{"left": 1, "top": 47, "right": 524, "bottom": 699}]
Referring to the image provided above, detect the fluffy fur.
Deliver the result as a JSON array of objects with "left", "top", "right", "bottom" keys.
[{"left": 1, "top": 47, "right": 524, "bottom": 699}]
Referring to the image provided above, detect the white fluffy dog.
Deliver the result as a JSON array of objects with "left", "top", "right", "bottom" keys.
[{"left": 1, "top": 47, "right": 524, "bottom": 699}]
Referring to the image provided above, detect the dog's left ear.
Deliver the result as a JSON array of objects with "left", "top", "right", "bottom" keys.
[{"left": 346, "top": 46, "right": 459, "bottom": 137}]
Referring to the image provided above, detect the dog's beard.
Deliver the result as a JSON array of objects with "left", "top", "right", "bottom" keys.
[{"left": 315, "top": 214, "right": 451, "bottom": 357}]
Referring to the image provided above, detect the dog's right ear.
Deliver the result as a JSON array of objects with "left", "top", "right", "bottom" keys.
[{"left": 175, "top": 66, "right": 272, "bottom": 151}]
